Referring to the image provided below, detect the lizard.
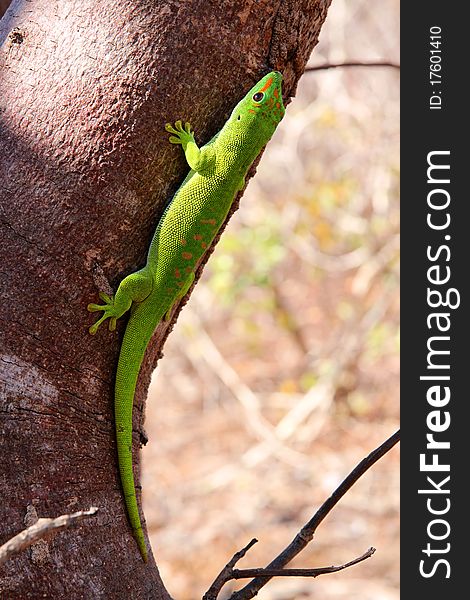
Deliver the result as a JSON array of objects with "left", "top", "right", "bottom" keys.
[{"left": 87, "top": 71, "right": 286, "bottom": 562}]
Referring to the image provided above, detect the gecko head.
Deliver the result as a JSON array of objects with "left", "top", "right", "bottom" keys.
[{"left": 232, "top": 71, "right": 285, "bottom": 141}]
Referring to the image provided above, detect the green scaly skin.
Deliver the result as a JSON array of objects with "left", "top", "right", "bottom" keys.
[{"left": 88, "top": 72, "right": 285, "bottom": 561}]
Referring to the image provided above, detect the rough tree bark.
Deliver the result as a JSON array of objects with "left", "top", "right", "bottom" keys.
[
  {"left": 0, "top": 1, "right": 11, "bottom": 20},
  {"left": 0, "top": 1, "right": 331, "bottom": 597}
]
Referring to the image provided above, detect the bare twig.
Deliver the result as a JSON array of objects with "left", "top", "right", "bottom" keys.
[
  {"left": 306, "top": 60, "right": 400, "bottom": 72},
  {"left": 227, "top": 430, "right": 400, "bottom": 600},
  {"left": 232, "top": 546, "right": 375, "bottom": 578},
  {"left": 203, "top": 538, "right": 258, "bottom": 600},
  {"left": 203, "top": 545, "right": 375, "bottom": 600},
  {"left": 0, "top": 507, "right": 99, "bottom": 565}
]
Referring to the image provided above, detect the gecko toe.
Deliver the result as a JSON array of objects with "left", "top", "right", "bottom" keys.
[
  {"left": 87, "top": 303, "right": 105, "bottom": 312},
  {"left": 98, "top": 292, "right": 112, "bottom": 303}
]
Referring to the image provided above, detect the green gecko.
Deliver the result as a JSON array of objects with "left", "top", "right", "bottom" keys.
[{"left": 87, "top": 71, "right": 285, "bottom": 561}]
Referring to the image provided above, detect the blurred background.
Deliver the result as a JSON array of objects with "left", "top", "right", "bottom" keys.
[{"left": 144, "top": 0, "right": 399, "bottom": 598}]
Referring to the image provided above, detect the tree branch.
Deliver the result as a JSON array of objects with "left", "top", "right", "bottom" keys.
[
  {"left": 201, "top": 429, "right": 399, "bottom": 600},
  {"left": 0, "top": 507, "right": 99, "bottom": 565},
  {"left": 232, "top": 546, "right": 376, "bottom": 579},
  {"left": 306, "top": 60, "right": 400, "bottom": 71},
  {"left": 203, "top": 545, "right": 375, "bottom": 600},
  {"left": 203, "top": 538, "right": 259, "bottom": 600}
]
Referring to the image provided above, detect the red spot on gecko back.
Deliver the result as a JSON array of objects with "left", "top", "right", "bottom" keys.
[
  {"left": 174, "top": 268, "right": 181, "bottom": 279},
  {"left": 194, "top": 234, "right": 203, "bottom": 241},
  {"left": 180, "top": 239, "right": 187, "bottom": 246},
  {"left": 274, "top": 88, "right": 279, "bottom": 99},
  {"left": 182, "top": 252, "right": 193, "bottom": 260},
  {"left": 201, "top": 219, "right": 216, "bottom": 226}
]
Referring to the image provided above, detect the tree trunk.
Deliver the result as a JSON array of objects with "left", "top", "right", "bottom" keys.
[
  {"left": 0, "top": 0, "right": 331, "bottom": 597},
  {"left": 0, "top": 1, "right": 11, "bottom": 20}
]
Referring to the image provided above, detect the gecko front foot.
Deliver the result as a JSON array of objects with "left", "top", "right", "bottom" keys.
[
  {"left": 87, "top": 292, "right": 118, "bottom": 335},
  {"left": 165, "top": 120, "right": 194, "bottom": 149}
]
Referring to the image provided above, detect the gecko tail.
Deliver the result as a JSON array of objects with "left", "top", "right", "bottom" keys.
[
  {"left": 134, "top": 525, "right": 148, "bottom": 562},
  {"left": 114, "top": 309, "right": 157, "bottom": 562}
]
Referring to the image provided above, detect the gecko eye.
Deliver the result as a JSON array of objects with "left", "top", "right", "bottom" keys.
[{"left": 252, "top": 92, "right": 264, "bottom": 102}]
